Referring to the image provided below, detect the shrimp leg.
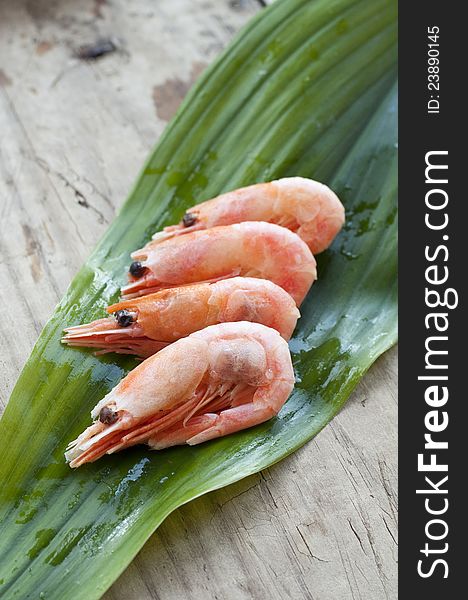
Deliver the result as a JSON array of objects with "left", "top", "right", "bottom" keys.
[{"left": 151, "top": 366, "right": 292, "bottom": 448}]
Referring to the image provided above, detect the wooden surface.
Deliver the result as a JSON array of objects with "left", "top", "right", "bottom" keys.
[{"left": 0, "top": 1, "right": 397, "bottom": 599}]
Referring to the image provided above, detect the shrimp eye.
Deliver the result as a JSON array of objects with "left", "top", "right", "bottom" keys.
[
  {"left": 115, "top": 309, "right": 134, "bottom": 327},
  {"left": 182, "top": 212, "right": 197, "bottom": 227},
  {"left": 99, "top": 407, "right": 119, "bottom": 425},
  {"left": 129, "top": 261, "right": 146, "bottom": 278}
]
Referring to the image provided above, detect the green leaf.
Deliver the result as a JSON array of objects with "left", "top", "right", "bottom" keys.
[{"left": 0, "top": 0, "right": 397, "bottom": 597}]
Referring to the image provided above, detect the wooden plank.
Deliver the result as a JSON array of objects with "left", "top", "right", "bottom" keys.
[
  {"left": 0, "top": 0, "right": 261, "bottom": 410},
  {"left": 0, "top": 1, "right": 397, "bottom": 599}
]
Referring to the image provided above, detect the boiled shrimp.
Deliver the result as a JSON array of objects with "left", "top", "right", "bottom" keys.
[
  {"left": 123, "top": 221, "right": 316, "bottom": 306},
  {"left": 65, "top": 321, "right": 295, "bottom": 467},
  {"left": 62, "top": 277, "right": 300, "bottom": 357},
  {"left": 151, "top": 177, "right": 344, "bottom": 255}
]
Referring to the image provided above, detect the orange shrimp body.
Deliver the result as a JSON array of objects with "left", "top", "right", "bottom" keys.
[
  {"left": 65, "top": 322, "right": 295, "bottom": 468},
  {"left": 62, "top": 278, "right": 300, "bottom": 357},
  {"left": 123, "top": 221, "right": 316, "bottom": 305},
  {"left": 153, "top": 177, "right": 345, "bottom": 254}
]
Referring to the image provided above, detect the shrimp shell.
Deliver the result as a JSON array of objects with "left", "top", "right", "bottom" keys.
[
  {"left": 123, "top": 221, "right": 316, "bottom": 306},
  {"left": 62, "top": 277, "right": 300, "bottom": 357},
  {"left": 153, "top": 177, "right": 344, "bottom": 254},
  {"left": 65, "top": 321, "right": 295, "bottom": 467}
]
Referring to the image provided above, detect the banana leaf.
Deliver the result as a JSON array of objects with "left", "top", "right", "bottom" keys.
[{"left": 0, "top": 0, "right": 397, "bottom": 597}]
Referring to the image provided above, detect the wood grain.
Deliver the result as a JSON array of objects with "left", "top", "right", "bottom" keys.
[{"left": 0, "top": 1, "right": 397, "bottom": 598}]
